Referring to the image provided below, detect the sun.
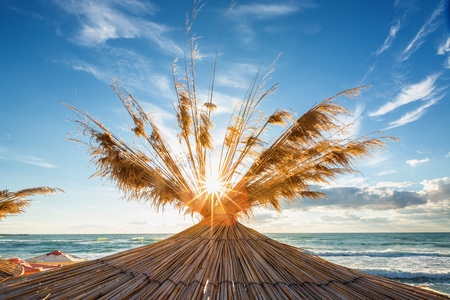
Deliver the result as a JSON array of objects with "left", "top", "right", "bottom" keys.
[{"left": 204, "top": 175, "right": 223, "bottom": 194}]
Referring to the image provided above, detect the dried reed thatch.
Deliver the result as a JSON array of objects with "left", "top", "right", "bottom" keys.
[
  {"left": 1, "top": 2, "right": 447, "bottom": 299},
  {"left": 0, "top": 216, "right": 448, "bottom": 299},
  {"left": 0, "top": 259, "right": 24, "bottom": 281},
  {"left": 0, "top": 187, "right": 62, "bottom": 221}
]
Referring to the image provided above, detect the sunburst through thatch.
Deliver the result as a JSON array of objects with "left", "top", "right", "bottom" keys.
[{"left": 1, "top": 4, "right": 448, "bottom": 299}]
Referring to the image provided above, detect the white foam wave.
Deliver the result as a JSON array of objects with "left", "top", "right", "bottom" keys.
[
  {"left": 311, "top": 249, "right": 449, "bottom": 258},
  {"left": 360, "top": 269, "right": 450, "bottom": 281}
]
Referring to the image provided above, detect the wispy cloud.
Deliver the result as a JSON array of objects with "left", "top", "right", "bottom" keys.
[
  {"left": 0, "top": 132, "right": 11, "bottom": 140},
  {"left": 445, "top": 152, "right": 450, "bottom": 158},
  {"left": 398, "top": 0, "right": 445, "bottom": 61},
  {"left": 377, "top": 169, "right": 397, "bottom": 176},
  {"left": 437, "top": 37, "right": 450, "bottom": 69},
  {"left": 231, "top": 2, "right": 314, "bottom": 19},
  {"left": 230, "top": 1, "right": 317, "bottom": 43},
  {"left": 406, "top": 158, "right": 430, "bottom": 167},
  {"left": 0, "top": 148, "right": 58, "bottom": 168},
  {"left": 375, "top": 181, "right": 413, "bottom": 188},
  {"left": 215, "top": 62, "right": 262, "bottom": 89},
  {"left": 437, "top": 37, "right": 450, "bottom": 55},
  {"left": 69, "top": 47, "right": 172, "bottom": 97},
  {"left": 18, "top": 156, "right": 57, "bottom": 168},
  {"left": 369, "top": 73, "right": 440, "bottom": 117},
  {"left": 359, "top": 63, "right": 376, "bottom": 84},
  {"left": 385, "top": 95, "right": 441, "bottom": 129},
  {"left": 369, "top": 73, "right": 444, "bottom": 130},
  {"left": 53, "top": 0, "right": 182, "bottom": 55},
  {"left": 374, "top": 20, "right": 401, "bottom": 57}
]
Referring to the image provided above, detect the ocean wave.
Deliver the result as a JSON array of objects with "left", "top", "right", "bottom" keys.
[
  {"left": 310, "top": 249, "right": 449, "bottom": 258},
  {"left": 94, "top": 238, "right": 109, "bottom": 241},
  {"left": 130, "top": 237, "right": 166, "bottom": 242},
  {"left": 360, "top": 269, "right": 450, "bottom": 282}
]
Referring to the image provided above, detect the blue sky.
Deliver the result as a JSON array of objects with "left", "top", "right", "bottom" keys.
[{"left": 1, "top": 0, "right": 449, "bottom": 234}]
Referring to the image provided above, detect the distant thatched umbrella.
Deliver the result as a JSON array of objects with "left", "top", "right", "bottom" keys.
[
  {"left": 1, "top": 5, "right": 447, "bottom": 299},
  {"left": 0, "top": 259, "right": 23, "bottom": 281},
  {"left": 0, "top": 187, "right": 62, "bottom": 221}
]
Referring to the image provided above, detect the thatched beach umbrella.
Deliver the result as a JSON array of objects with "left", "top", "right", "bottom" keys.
[
  {"left": 0, "top": 259, "right": 23, "bottom": 281},
  {"left": 1, "top": 8, "right": 448, "bottom": 298},
  {"left": 0, "top": 187, "right": 62, "bottom": 221},
  {"left": 0, "top": 217, "right": 448, "bottom": 299}
]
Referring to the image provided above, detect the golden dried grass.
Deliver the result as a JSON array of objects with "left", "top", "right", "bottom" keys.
[
  {"left": 0, "top": 216, "right": 447, "bottom": 299},
  {"left": 0, "top": 187, "right": 62, "bottom": 221}
]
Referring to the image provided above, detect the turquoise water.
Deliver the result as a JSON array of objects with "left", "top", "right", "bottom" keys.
[{"left": 1, "top": 232, "right": 448, "bottom": 295}]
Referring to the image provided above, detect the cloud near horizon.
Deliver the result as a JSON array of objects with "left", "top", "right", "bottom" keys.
[{"left": 279, "top": 176, "right": 449, "bottom": 212}]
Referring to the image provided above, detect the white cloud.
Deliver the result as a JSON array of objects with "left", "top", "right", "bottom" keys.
[
  {"left": 319, "top": 211, "right": 361, "bottom": 222},
  {"left": 360, "top": 62, "right": 376, "bottom": 83},
  {"left": 375, "top": 181, "right": 413, "bottom": 189},
  {"left": 377, "top": 169, "right": 397, "bottom": 176},
  {"left": 72, "top": 62, "right": 105, "bottom": 80},
  {"left": 0, "top": 148, "right": 58, "bottom": 169},
  {"left": 444, "top": 56, "right": 450, "bottom": 69},
  {"left": 70, "top": 47, "right": 172, "bottom": 97},
  {"left": 229, "top": 1, "right": 317, "bottom": 44},
  {"left": 420, "top": 177, "right": 450, "bottom": 203},
  {"left": 231, "top": 2, "right": 314, "bottom": 19},
  {"left": 53, "top": 0, "right": 182, "bottom": 55},
  {"left": 437, "top": 37, "right": 450, "bottom": 55},
  {"left": 363, "top": 153, "right": 390, "bottom": 166},
  {"left": 385, "top": 95, "right": 441, "bottom": 129},
  {"left": 0, "top": 132, "right": 11, "bottom": 140},
  {"left": 284, "top": 176, "right": 450, "bottom": 212},
  {"left": 215, "top": 62, "right": 261, "bottom": 89},
  {"left": 406, "top": 158, "right": 430, "bottom": 167},
  {"left": 369, "top": 73, "right": 440, "bottom": 117},
  {"left": 445, "top": 152, "right": 450, "bottom": 158},
  {"left": 18, "top": 155, "right": 58, "bottom": 169},
  {"left": 335, "top": 104, "right": 364, "bottom": 139},
  {"left": 374, "top": 20, "right": 401, "bottom": 57},
  {"left": 398, "top": 0, "right": 445, "bottom": 61},
  {"left": 324, "top": 175, "right": 367, "bottom": 188},
  {"left": 196, "top": 89, "right": 241, "bottom": 115},
  {"left": 437, "top": 37, "right": 450, "bottom": 69}
]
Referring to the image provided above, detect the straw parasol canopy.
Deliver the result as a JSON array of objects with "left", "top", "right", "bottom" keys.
[
  {"left": 0, "top": 216, "right": 448, "bottom": 299},
  {"left": 0, "top": 259, "right": 24, "bottom": 281},
  {"left": 0, "top": 187, "right": 62, "bottom": 221},
  {"left": 1, "top": 4, "right": 448, "bottom": 299}
]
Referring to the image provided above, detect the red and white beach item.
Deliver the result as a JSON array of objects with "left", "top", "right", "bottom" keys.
[
  {"left": 7, "top": 258, "right": 59, "bottom": 275},
  {"left": 24, "top": 250, "right": 87, "bottom": 266}
]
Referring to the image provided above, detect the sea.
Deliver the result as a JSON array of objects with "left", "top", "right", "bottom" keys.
[{"left": 1, "top": 232, "right": 448, "bottom": 295}]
